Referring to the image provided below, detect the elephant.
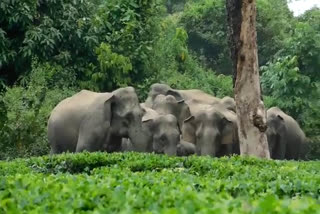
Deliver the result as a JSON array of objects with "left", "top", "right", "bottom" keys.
[
  {"left": 122, "top": 105, "right": 180, "bottom": 155},
  {"left": 145, "top": 83, "right": 221, "bottom": 107},
  {"left": 145, "top": 83, "right": 235, "bottom": 112},
  {"left": 177, "top": 138, "right": 196, "bottom": 156},
  {"left": 47, "top": 87, "right": 146, "bottom": 154},
  {"left": 181, "top": 103, "right": 239, "bottom": 157},
  {"left": 266, "top": 107, "right": 308, "bottom": 160},
  {"left": 221, "top": 96, "right": 236, "bottom": 112},
  {"left": 151, "top": 94, "right": 191, "bottom": 131}
]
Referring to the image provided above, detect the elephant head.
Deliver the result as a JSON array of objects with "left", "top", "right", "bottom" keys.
[
  {"left": 144, "top": 83, "right": 172, "bottom": 107},
  {"left": 142, "top": 112, "right": 179, "bottom": 156},
  {"left": 107, "top": 87, "right": 146, "bottom": 150},
  {"left": 183, "top": 106, "right": 237, "bottom": 157},
  {"left": 152, "top": 94, "right": 191, "bottom": 130}
]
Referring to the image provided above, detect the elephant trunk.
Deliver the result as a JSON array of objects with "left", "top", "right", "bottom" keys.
[{"left": 198, "top": 129, "right": 219, "bottom": 157}]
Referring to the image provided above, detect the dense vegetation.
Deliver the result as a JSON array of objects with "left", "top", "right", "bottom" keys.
[
  {"left": 1, "top": 152, "right": 319, "bottom": 212},
  {"left": 0, "top": 0, "right": 319, "bottom": 159}
]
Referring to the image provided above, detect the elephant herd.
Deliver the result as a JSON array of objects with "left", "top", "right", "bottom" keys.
[{"left": 48, "top": 83, "right": 308, "bottom": 160}]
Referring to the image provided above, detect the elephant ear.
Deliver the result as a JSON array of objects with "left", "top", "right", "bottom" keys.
[
  {"left": 167, "top": 89, "right": 184, "bottom": 102},
  {"left": 103, "top": 94, "right": 115, "bottom": 115},
  {"left": 142, "top": 113, "right": 154, "bottom": 122}
]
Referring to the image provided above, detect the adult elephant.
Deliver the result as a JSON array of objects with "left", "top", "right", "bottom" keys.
[
  {"left": 181, "top": 103, "right": 239, "bottom": 157},
  {"left": 266, "top": 107, "right": 308, "bottom": 160},
  {"left": 151, "top": 94, "right": 191, "bottom": 131},
  {"left": 121, "top": 105, "right": 179, "bottom": 156},
  {"left": 145, "top": 83, "right": 235, "bottom": 111},
  {"left": 145, "top": 83, "right": 221, "bottom": 107},
  {"left": 48, "top": 87, "right": 145, "bottom": 154}
]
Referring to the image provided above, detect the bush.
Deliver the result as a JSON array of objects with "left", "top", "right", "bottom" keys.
[
  {"left": 0, "top": 152, "right": 319, "bottom": 213},
  {"left": 0, "top": 60, "right": 77, "bottom": 160}
]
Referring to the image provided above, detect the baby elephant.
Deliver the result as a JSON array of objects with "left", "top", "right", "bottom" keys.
[
  {"left": 123, "top": 105, "right": 180, "bottom": 156},
  {"left": 266, "top": 107, "right": 308, "bottom": 160},
  {"left": 177, "top": 138, "right": 196, "bottom": 156}
]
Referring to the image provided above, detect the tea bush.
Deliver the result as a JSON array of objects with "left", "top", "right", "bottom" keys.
[{"left": 0, "top": 152, "right": 319, "bottom": 213}]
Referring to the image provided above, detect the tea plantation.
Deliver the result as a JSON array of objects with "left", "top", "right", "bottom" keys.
[{"left": 0, "top": 152, "right": 319, "bottom": 213}]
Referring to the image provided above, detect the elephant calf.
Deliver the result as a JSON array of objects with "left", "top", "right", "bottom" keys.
[
  {"left": 177, "top": 138, "right": 196, "bottom": 156},
  {"left": 121, "top": 105, "right": 180, "bottom": 156},
  {"left": 266, "top": 107, "right": 308, "bottom": 160}
]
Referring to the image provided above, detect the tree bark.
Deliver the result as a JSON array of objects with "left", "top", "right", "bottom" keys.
[{"left": 226, "top": 0, "right": 270, "bottom": 158}]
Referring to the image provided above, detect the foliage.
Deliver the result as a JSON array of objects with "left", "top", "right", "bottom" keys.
[
  {"left": 84, "top": 0, "right": 164, "bottom": 91},
  {"left": 0, "top": 60, "right": 77, "bottom": 160},
  {"left": 261, "top": 8, "right": 320, "bottom": 160},
  {"left": 94, "top": 43, "right": 133, "bottom": 90},
  {"left": 261, "top": 57, "right": 320, "bottom": 160},
  {"left": 140, "top": 16, "right": 233, "bottom": 100},
  {"left": 0, "top": 0, "right": 98, "bottom": 84},
  {"left": 0, "top": 0, "right": 163, "bottom": 91},
  {"left": 179, "top": 0, "right": 230, "bottom": 74},
  {"left": 177, "top": 0, "right": 293, "bottom": 75},
  {"left": 0, "top": 152, "right": 319, "bottom": 213},
  {"left": 284, "top": 19, "right": 320, "bottom": 82},
  {"left": 256, "top": 0, "right": 294, "bottom": 65},
  {"left": 261, "top": 56, "right": 313, "bottom": 121}
]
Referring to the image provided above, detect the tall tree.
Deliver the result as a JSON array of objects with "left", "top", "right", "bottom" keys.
[{"left": 226, "top": 0, "right": 270, "bottom": 158}]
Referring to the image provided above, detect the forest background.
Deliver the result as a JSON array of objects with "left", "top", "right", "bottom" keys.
[{"left": 0, "top": 0, "right": 319, "bottom": 159}]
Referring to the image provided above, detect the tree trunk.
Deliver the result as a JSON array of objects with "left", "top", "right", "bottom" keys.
[{"left": 226, "top": 0, "right": 270, "bottom": 158}]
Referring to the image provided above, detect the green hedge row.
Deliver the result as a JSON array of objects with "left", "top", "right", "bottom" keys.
[{"left": 0, "top": 152, "right": 319, "bottom": 213}]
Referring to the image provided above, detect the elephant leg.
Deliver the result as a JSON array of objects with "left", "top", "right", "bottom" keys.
[
  {"left": 275, "top": 137, "right": 286, "bottom": 160},
  {"left": 76, "top": 121, "right": 111, "bottom": 152}
]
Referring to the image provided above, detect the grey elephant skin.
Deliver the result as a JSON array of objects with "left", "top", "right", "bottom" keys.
[
  {"left": 182, "top": 103, "right": 239, "bottom": 157},
  {"left": 122, "top": 105, "right": 180, "bottom": 156},
  {"left": 266, "top": 107, "right": 308, "bottom": 160},
  {"left": 177, "top": 139, "right": 196, "bottom": 156},
  {"left": 145, "top": 83, "right": 219, "bottom": 106},
  {"left": 48, "top": 87, "right": 145, "bottom": 154},
  {"left": 151, "top": 94, "right": 191, "bottom": 131},
  {"left": 141, "top": 106, "right": 180, "bottom": 156},
  {"left": 145, "top": 83, "right": 236, "bottom": 111},
  {"left": 145, "top": 83, "right": 239, "bottom": 157}
]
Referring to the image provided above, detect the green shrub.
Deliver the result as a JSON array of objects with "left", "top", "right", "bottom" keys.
[
  {"left": 0, "top": 153, "right": 319, "bottom": 213},
  {"left": 0, "top": 60, "right": 77, "bottom": 160}
]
